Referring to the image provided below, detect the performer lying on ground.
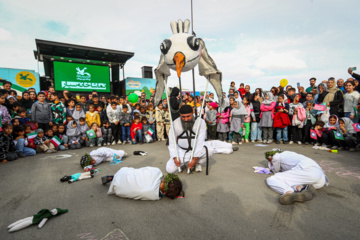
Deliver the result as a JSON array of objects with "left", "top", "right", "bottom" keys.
[
  {"left": 80, "top": 147, "right": 127, "bottom": 171},
  {"left": 265, "top": 149, "right": 329, "bottom": 205},
  {"left": 102, "top": 167, "right": 183, "bottom": 200},
  {"left": 166, "top": 105, "right": 238, "bottom": 173}
]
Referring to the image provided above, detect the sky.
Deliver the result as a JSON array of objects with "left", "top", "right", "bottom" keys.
[{"left": 0, "top": 0, "right": 359, "bottom": 95}]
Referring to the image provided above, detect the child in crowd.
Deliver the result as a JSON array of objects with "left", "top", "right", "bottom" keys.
[
  {"left": 98, "top": 105, "right": 108, "bottom": 126},
  {"left": 17, "top": 108, "right": 30, "bottom": 125},
  {"left": 66, "top": 99, "right": 76, "bottom": 118},
  {"left": 312, "top": 120, "right": 325, "bottom": 146},
  {"left": 19, "top": 91, "right": 33, "bottom": 116},
  {"left": 11, "top": 102, "right": 21, "bottom": 118},
  {"left": 146, "top": 103, "right": 157, "bottom": 141},
  {"left": 72, "top": 104, "right": 85, "bottom": 122},
  {"left": 230, "top": 101, "right": 244, "bottom": 145},
  {"left": 288, "top": 94, "right": 305, "bottom": 145},
  {"left": 89, "top": 123, "right": 103, "bottom": 147},
  {"left": 337, "top": 117, "right": 358, "bottom": 151},
  {"left": 78, "top": 117, "right": 90, "bottom": 147},
  {"left": 11, "top": 118, "right": 20, "bottom": 126},
  {"left": 139, "top": 107, "right": 147, "bottom": 120},
  {"left": 133, "top": 103, "right": 141, "bottom": 115},
  {"left": 0, "top": 93, "right": 11, "bottom": 125},
  {"left": 273, "top": 94, "right": 290, "bottom": 144},
  {"left": 303, "top": 102, "right": 317, "bottom": 145},
  {"left": 50, "top": 92, "right": 67, "bottom": 125},
  {"left": 141, "top": 116, "right": 153, "bottom": 143},
  {"left": 66, "top": 121, "right": 82, "bottom": 149},
  {"left": 229, "top": 81, "right": 237, "bottom": 92},
  {"left": 242, "top": 96, "right": 255, "bottom": 143},
  {"left": 14, "top": 125, "right": 36, "bottom": 157},
  {"left": 164, "top": 108, "right": 171, "bottom": 139},
  {"left": 206, "top": 102, "right": 218, "bottom": 140},
  {"left": 322, "top": 115, "right": 339, "bottom": 149},
  {"left": 217, "top": 105, "right": 230, "bottom": 142},
  {"left": 79, "top": 95, "right": 87, "bottom": 111},
  {"left": 86, "top": 104, "right": 101, "bottom": 127},
  {"left": 34, "top": 128, "right": 56, "bottom": 153},
  {"left": 250, "top": 92, "right": 263, "bottom": 142},
  {"left": 31, "top": 92, "right": 52, "bottom": 130},
  {"left": 155, "top": 103, "right": 166, "bottom": 141},
  {"left": 57, "top": 123, "right": 69, "bottom": 150},
  {"left": 238, "top": 83, "right": 246, "bottom": 98},
  {"left": 107, "top": 102, "right": 121, "bottom": 145},
  {"left": 131, "top": 116, "right": 143, "bottom": 144},
  {"left": 0, "top": 124, "right": 18, "bottom": 163},
  {"left": 120, "top": 105, "right": 132, "bottom": 144},
  {"left": 52, "top": 124, "right": 58, "bottom": 136},
  {"left": 101, "top": 120, "right": 113, "bottom": 146}
]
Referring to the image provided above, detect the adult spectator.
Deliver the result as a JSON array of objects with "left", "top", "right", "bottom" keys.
[
  {"left": 348, "top": 67, "right": 360, "bottom": 81},
  {"left": 323, "top": 77, "right": 344, "bottom": 116},
  {"left": 48, "top": 86, "right": 56, "bottom": 94},
  {"left": 314, "top": 82, "right": 327, "bottom": 104},
  {"left": 337, "top": 78, "right": 345, "bottom": 93},
  {"left": 244, "top": 85, "right": 251, "bottom": 99},
  {"left": 306, "top": 78, "right": 317, "bottom": 93},
  {"left": 343, "top": 81, "right": 360, "bottom": 123}
]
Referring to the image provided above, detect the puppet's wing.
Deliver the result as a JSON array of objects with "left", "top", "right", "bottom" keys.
[
  {"left": 198, "top": 38, "right": 224, "bottom": 107},
  {"left": 154, "top": 54, "right": 171, "bottom": 106}
]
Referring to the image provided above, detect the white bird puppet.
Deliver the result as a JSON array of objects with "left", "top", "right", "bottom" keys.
[{"left": 154, "top": 19, "right": 224, "bottom": 106}]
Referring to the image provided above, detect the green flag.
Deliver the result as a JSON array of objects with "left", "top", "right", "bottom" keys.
[{"left": 334, "top": 131, "right": 344, "bottom": 140}]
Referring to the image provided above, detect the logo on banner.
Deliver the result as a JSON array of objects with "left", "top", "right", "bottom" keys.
[
  {"left": 76, "top": 67, "right": 91, "bottom": 81},
  {"left": 16, "top": 71, "right": 36, "bottom": 88}
]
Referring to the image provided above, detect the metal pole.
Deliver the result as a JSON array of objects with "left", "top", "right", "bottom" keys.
[
  {"left": 187, "top": 78, "right": 210, "bottom": 173},
  {"left": 164, "top": 76, "right": 181, "bottom": 172},
  {"left": 178, "top": 76, "right": 183, "bottom": 105},
  {"left": 191, "top": 0, "right": 197, "bottom": 117}
]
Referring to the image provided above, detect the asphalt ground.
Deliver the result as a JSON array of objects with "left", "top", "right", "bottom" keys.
[{"left": 1, "top": 141, "right": 359, "bottom": 240}]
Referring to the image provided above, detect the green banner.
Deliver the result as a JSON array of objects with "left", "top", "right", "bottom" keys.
[{"left": 53, "top": 61, "right": 110, "bottom": 92}]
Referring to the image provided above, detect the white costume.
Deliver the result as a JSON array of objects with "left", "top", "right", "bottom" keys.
[
  {"left": 266, "top": 151, "right": 329, "bottom": 194},
  {"left": 84, "top": 147, "right": 126, "bottom": 170},
  {"left": 166, "top": 117, "right": 233, "bottom": 173},
  {"left": 108, "top": 167, "right": 162, "bottom": 201}
]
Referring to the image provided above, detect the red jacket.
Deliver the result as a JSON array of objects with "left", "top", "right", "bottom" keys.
[
  {"left": 130, "top": 122, "right": 143, "bottom": 139},
  {"left": 238, "top": 88, "right": 246, "bottom": 98}
]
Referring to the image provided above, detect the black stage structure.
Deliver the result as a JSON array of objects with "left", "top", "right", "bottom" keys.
[{"left": 34, "top": 39, "right": 134, "bottom": 95}]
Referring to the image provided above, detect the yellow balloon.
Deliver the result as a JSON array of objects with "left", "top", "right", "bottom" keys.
[{"left": 280, "top": 79, "right": 288, "bottom": 88}]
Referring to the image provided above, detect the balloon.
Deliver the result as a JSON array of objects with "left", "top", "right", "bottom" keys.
[
  {"left": 280, "top": 79, "right": 288, "bottom": 88},
  {"left": 128, "top": 93, "right": 139, "bottom": 103}
]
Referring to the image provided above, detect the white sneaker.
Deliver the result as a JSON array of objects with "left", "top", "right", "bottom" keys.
[
  {"left": 251, "top": 140, "right": 255, "bottom": 143},
  {"left": 232, "top": 141, "right": 236, "bottom": 144},
  {"left": 195, "top": 163, "right": 202, "bottom": 172},
  {"left": 90, "top": 144, "right": 94, "bottom": 148},
  {"left": 267, "top": 140, "right": 273, "bottom": 144},
  {"left": 297, "top": 141, "right": 302, "bottom": 145},
  {"left": 263, "top": 140, "right": 267, "bottom": 144},
  {"left": 107, "top": 142, "right": 111, "bottom": 146},
  {"left": 245, "top": 139, "right": 249, "bottom": 143},
  {"left": 117, "top": 140, "right": 122, "bottom": 145},
  {"left": 111, "top": 141, "right": 116, "bottom": 145},
  {"left": 122, "top": 141, "right": 126, "bottom": 145},
  {"left": 162, "top": 139, "right": 166, "bottom": 141},
  {"left": 289, "top": 141, "right": 294, "bottom": 144},
  {"left": 332, "top": 145, "right": 338, "bottom": 149},
  {"left": 238, "top": 142, "right": 242, "bottom": 145}
]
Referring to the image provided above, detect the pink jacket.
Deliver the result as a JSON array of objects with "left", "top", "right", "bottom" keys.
[
  {"left": 217, "top": 109, "right": 230, "bottom": 124},
  {"left": 260, "top": 102, "right": 276, "bottom": 119},
  {"left": 297, "top": 107, "right": 306, "bottom": 121}
]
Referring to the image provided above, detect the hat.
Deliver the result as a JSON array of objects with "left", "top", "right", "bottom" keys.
[
  {"left": 209, "top": 102, "right": 218, "bottom": 109},
  {"left": 36, "top": 128, "right": 44, "bottom": 133},
  {"left": 80, "top": 153, "right": 92, "bottom": 168},
  {"left": 179, "top": 105, "right": 193, "bottom": 114},
  {"left": 265, "top": 149, "right": 283, "bottom": 159}
]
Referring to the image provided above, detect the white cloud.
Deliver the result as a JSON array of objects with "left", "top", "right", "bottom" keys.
[
  {"left": 0, "top": 28, "right": 12, "bottom": 41},
  {"left": 254, "top": 51, "right": 307, "bottom": 70}
]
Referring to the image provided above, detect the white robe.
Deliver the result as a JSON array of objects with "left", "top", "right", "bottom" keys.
[
  {"left": 166, "top": 118, "right": 233, "bottom": 173},
  {"left": 84, "top": 147, "right": 125, "bottom": 170},
  {"left": 266, "top": 151, "right": 329, "bottom": 195},
  {"left": 108, "top": 167, "right": 162, "bottom": 201}
]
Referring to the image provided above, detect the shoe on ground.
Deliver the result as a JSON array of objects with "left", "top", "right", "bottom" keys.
[
  {"left": 117, "top": 140, "right": 122, "bottom": 144},
  {"left": 276, "top": 141, "right": 281, "bottom": 144},
  {"left": 17, "top": 152, "right": 25, "bottom": 158},
  {"left": 51, "top": 149, "right": 57, "bottom": 153},
  {"left": 349, "top": 148, "right": 355, "bottom": 152},
  {"left": 112, "top": 141, "right": 116, "bottom": 145},
  {"left": 124, "top": 153, "right": 128, "bottom": 157},
  {"left": 162, "top": 139, "right": 166, "bottom": 141},
  {"left": 232, "top": 147, "right": 239, "bottom": 151},
  {"left": 297, "top": 141, "right": 302, "bottom": 145},
  {"left": 238, "top": 142, "right": 242, "bottom": 145},
  {"left": 101, "top": 176, "right": 112, "bottom": 185},
  {"left": 278, "top": 185, "right": 315, "bottom": 205},
  {"left": 283, "top": 141, "right": 289, "bottom": 144},
  {"left": 232, "top": 141, "right": 236, "bottom": 144},
  {"left": 122, "top": 141, "right": 126, "bottom": 145},
  {"left": 60, "top": 175, "right": 71, "bottom": 182},
  {"left": 289, "top": 141, "right": 294, "bottom": 144},
  {"left": 331, "top": 145, "right": 338, "bottom": 149},
  {"left": 107, "top": 142, "right": 111, "bottom": 146},
  {"left": 45, "top": 149, "right": 52, "bottom": 154},
  {"left": 267, "top": 140, "right": 273, "bottom": 144},
  {"left": 245, "top": 139, "right": 249, "bottom": 143},
  {"left": 195, "top": 163, "right": 202, "bottom": 172},
  {"left": 326, "top": 145, "right": 332, "bottom": 148},
  {"left": 304, "top": 142, "right": 309, "bottom": 145},
  {"left": 251, "top": 140, "right": 255, "bottom": 143},
  {"left": 90, "top": 144, "right": 94, "bottom": 148},
  {"left": 263, "top": 140, "right": 267, "bottom": 144},
  {"left": 338, "top": 147, "right": 344, "bottom": 150}
]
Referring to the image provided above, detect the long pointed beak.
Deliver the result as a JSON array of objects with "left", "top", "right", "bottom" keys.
[{"left": 173, "top": 52, "right": 185, "bottom": 78}]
